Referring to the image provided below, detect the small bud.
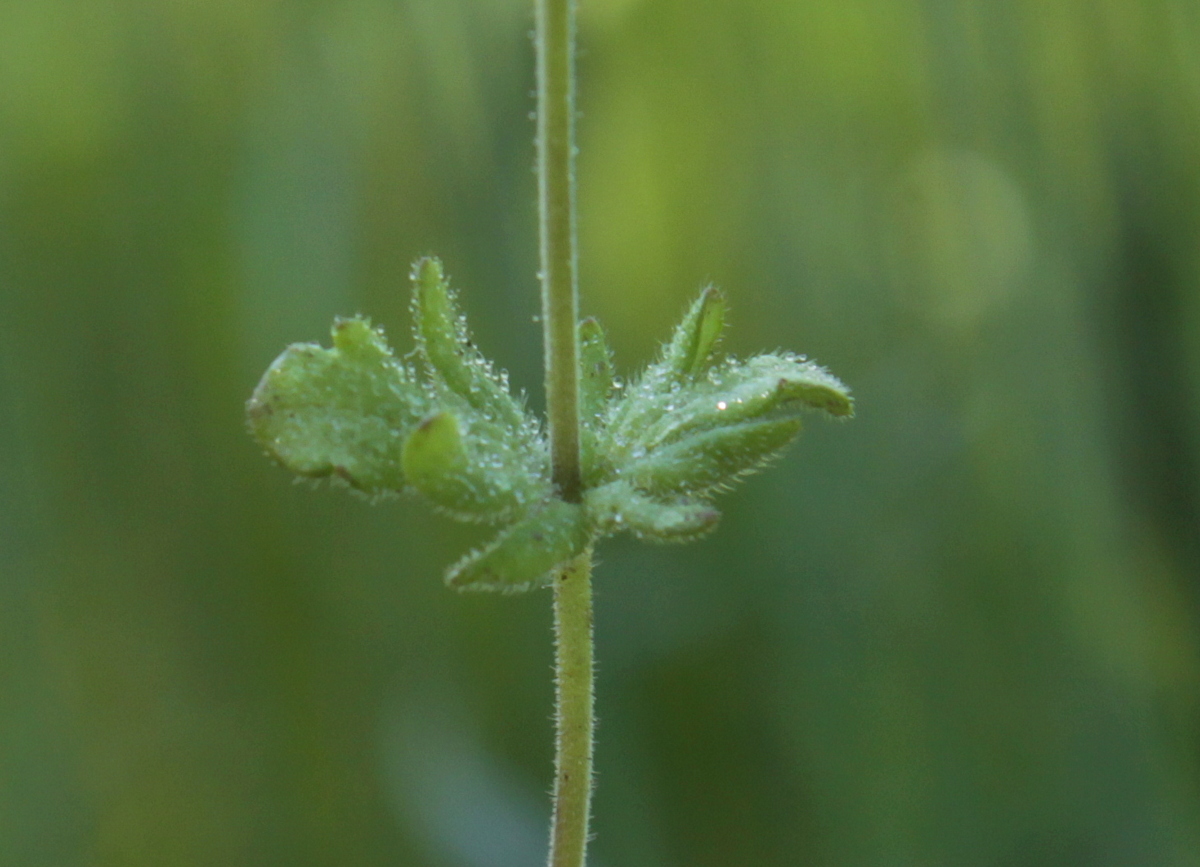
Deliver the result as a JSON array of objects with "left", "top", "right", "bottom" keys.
[
  {"left": 446, "top": 500, "right": 592, "bottom": 592},
  {"left": 246, "top": 317, "right": 426, "bottom": 493}
]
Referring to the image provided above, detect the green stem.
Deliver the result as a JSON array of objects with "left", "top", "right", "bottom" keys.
[
  {"left": 549, "top": 550, "right": 594, "bottom": 867},
  {"left": 536, "top": 0, "right": 593, "bottom": 865},
  {"left": 537, "top": 0, "right": 581, "bottom": 504}
]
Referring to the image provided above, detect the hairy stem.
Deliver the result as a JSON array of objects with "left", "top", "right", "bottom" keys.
[
  {"left": 536, "top": 0, "right": 593, "bottom": 864},
  {"left": 549, "top": 550, "right": 594, "bottom": 867},
  {"left": 537, "top": 0, "right": 581, "bottom": 503}
]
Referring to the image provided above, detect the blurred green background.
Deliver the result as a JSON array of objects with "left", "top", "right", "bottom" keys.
[{"left": 3, "top": 0, "right": 1200, "bottom": 864}]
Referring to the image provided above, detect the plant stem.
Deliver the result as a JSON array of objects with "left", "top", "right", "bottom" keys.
[
  {"left": 536, "top": 0, "right": 593, "bottom": 864},
  {"left": 549, "top": 550, "right": 594, "bottom": 867},
  {"left": 537, "top": 0, "right": 581, "bottom": 504}
]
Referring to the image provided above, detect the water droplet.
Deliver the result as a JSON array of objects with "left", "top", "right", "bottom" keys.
[{"left": 717, "top": 401, "right": 727, "bottom": 411}]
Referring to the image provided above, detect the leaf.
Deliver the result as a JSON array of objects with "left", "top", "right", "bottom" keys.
[
  {"left": 613, "top": 353, "right": 852, "bottom": 458},
  {"left": 598, "top": 291, "right": 852, "bottom": 499},
  {"left": 445, "top": 500, "right": 592, "bottom": 592},
  {"left": 246, "top": 317, "right": 426, "bottom": 493},
  {"left": 605, "top": 287, "right": 725, "bottom": 443},
  {"left": 661, "top": 285, "right": 725, "bottom": 380},
  {"left": 625, "top": 417, "right": 803, "bottom": 497},
  {"left": 402, "top": 411, "right": 550, "bottom": 522},
  {"left": 410, "top": 257, "right": 528, "bottom": 433},
  {"left": 578, "top": 317, "right": 615, "bottom": 427},
  {"left": 586, "top": 481, "right": 720, "bottom": 542},
  {"left": 578, "top": 317, "right": 615, "bottom": 484}
]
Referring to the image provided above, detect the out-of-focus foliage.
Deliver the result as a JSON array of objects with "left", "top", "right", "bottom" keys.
[{"left": 2, "top": 1, "right": 1198, "bottom": 865}]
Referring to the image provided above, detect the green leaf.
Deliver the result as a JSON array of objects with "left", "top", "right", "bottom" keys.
[
  {"left": 586, "top": 481, "right": 720, "bottom": 542},
  {"left": 578, "top": 317, "right": 615, "bottom": 427},
  {"left": 246, "top": 317, "right": 427, "bottom": 493},
  {"left": 661, "top": 285, "right": 725, "bottom": 380},
  {"left": 578, "top": 317, "right": 615, "bottom": 484},
  {"left": 445, "top": 500, "right": 592, "bottom": 592},
  {"left": 410, "top": 256, "right": 528, "bottom": 433},
  {"left": 402, "top": 411, "right": 550, "bottom": 522},
  {"left": 625, "top": 417, "right": 803, "bottom": 497},
  {"left": 605, "top": 287, "right": 726, "bottom": 443},
  {"left": 408, "top": 257, "right": 549, "bottom": 511},
  {"left": 614, "top": 353, "right": 852, "bottom": 457}
]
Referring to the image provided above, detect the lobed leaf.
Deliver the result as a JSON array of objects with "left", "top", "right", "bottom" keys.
[{"left": 246, "top": 317, "right": 427, "bottom": 493}]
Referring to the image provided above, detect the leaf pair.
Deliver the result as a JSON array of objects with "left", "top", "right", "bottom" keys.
[{"left": 247, "top": 258, "right": 853, "bottom": 593}]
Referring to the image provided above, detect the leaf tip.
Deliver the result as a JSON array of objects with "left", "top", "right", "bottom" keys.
[{"left": 410, "top": 255, "right": 445, "bottom": 285}]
